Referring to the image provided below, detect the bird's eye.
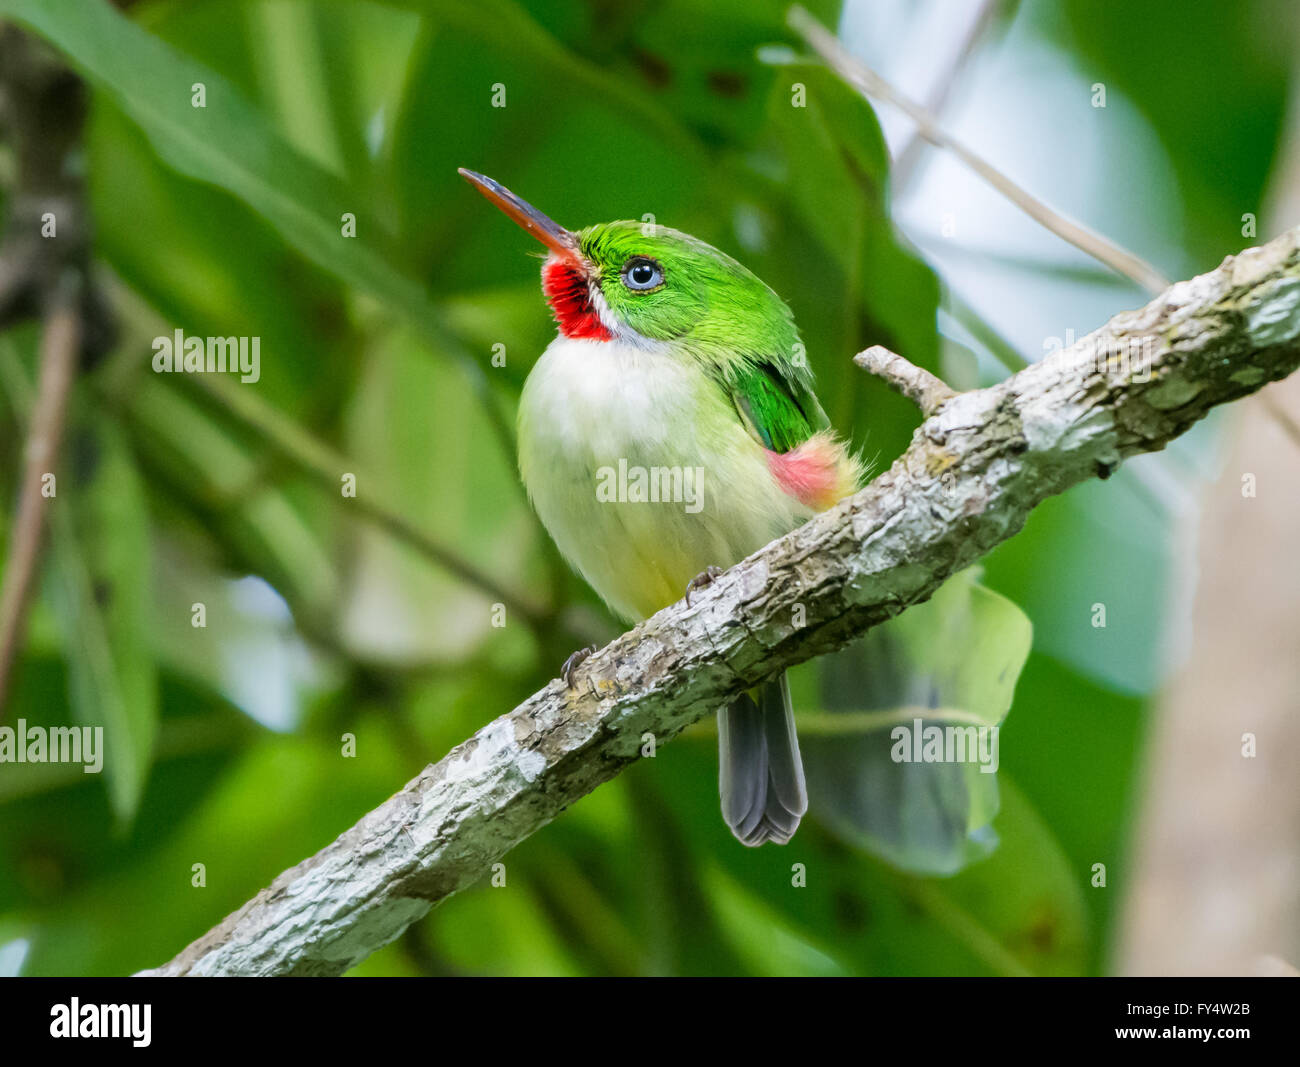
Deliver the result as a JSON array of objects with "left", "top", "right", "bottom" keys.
[{"left": 622, "top": 257, "right": 663, "bottom": 291}]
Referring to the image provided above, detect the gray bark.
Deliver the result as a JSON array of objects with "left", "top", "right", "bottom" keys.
[{"left": 140, "top": 227, "right": 1300, "bottom": 977}]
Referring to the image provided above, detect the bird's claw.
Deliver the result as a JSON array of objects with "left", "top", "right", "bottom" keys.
[
  {"left": 685, "top": 565, "right": 724, "bottom": 606},
  {"left": 561, "top": 645, "right": 597, "bottom": 688}
]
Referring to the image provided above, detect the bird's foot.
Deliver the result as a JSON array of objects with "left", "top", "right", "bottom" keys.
[
  {"left": 685, "top": 565, "right": 724, "bottom": 606},
  {"left": 561, "top": 645, "right": 598, "bottom": 689}
]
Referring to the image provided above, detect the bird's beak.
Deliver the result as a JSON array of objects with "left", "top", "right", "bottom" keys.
[{"left": 458, "top": 168, "right": 580, "bottom": 261}]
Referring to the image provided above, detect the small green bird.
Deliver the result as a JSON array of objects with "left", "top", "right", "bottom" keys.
[{"left": 461, "top": 169, "right": 861, "bottom": 845}]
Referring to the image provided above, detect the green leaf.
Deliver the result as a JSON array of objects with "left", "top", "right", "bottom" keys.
[
  {"left": 897, "top": 775, "right": 1090, "bottom": 977},
  {"left": 118, "top": 377, "right": 339, "bottom": 626},
  {"left": 46, "top": 415, "right": 158, "bottom": 824},
  {"left": 381, "top": 5, "right": 702, "bottom": 291},
  {"left": 758, "top": 59, "right": 941, "bottom": 367},
  {"left": 980, "top": 476, "right": 1171, "bottom": 695},
  {"left": 85, "top": 99, "right": 353, "bottom": 413},
  {"left": 12, "top": 722, "right": 411, "bottom": 976},
  {"left": 338, "top": 324, "right": 542, "bottom": 666},
  {"left": 794, "top": 570, "right": 1033, "bottom": 874},
  {"left": 750, "top": 57, "right": 941, "bottom": 452},
  {"left": 0, "top": 0, "right": 450, "bottom": 349},
  {"left": 704, "top": 863, "right": 850, "bottom": 976},
  {"left": 0, "top": 655, "right": 256, "bottom": 916},
  {"left": 386, "top": 0, "right": 707, "bottom": 164},
  {"left": 996, "top": 650, "right": 1147, "bottom": 969},
  {"left": 660, "top": 736, "right": 1088, "bottom": 974}
]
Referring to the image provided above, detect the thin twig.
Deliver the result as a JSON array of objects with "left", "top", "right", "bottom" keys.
[
  {"left": 788, "top": 5, "right": 1171, "bottom": 294},
  {"left": 0, "top": 25, "right": 100, "bottom": 715},
  {"left": 892, "top": 0, "right": 1001, "bottom": 185},
  {"left": 854, "top": 344, "right": 958, "bottom": 416},
  {"left": 0, "top": 276, "right": 80, "bottom": 715},
  {"left": 1261, "top": 383, "right": 1300, "bottom": 448}
]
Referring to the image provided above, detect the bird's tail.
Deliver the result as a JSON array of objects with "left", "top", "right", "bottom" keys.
[{"left": 718, "top": 671, "right": 807, "bottom": 846}]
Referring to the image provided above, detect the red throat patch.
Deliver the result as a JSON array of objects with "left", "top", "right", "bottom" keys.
[{"left": 542, "top": 258, "right": 612, "bottom": 341}]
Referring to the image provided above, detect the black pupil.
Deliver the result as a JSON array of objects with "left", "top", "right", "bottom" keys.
[{"left": 631, "top": 263, "right": 655, "bottom": 284}]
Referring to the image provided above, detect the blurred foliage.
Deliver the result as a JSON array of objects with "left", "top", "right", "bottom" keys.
[
  {"left": 0, "top": 0, "right": 1290, "bottom": 976},
  {"left": 1053, "top": 0, "right": 1290, "bottom": 268},
  {"left": 799, "top": 570, "right": 1032, "bottom": 877}
]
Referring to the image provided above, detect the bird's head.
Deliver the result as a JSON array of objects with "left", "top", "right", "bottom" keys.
[{"left": 459, "top": 168, "right": 796, "bottom": 356}]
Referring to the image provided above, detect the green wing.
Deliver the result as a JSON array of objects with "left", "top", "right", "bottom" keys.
[{"left": 728, "top": 359, "right": 830, "bottom": 454}]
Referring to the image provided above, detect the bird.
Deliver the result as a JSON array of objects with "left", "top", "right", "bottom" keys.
[{"left": 459, "top": 168, "right": 862, "bottom": 845}]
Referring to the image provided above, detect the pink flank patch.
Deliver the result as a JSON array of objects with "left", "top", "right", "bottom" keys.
[
  {"left": 542, "top": 257, "right": 611, "bottom": 341},
  {"left": 768, "top": 434, "right": 850, "bottom": 512}
]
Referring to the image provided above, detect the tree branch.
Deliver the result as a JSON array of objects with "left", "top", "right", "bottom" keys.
[{"left": 139, "top": 227, "right": 1300, "bottom": 977}]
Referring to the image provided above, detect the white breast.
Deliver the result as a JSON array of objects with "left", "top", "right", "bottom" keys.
[
  {"left": 517, "top": 336, "right": 809, "bottom": 621},
  {"left": 523, "top": 337, "right": 696, "bottom": 454}
]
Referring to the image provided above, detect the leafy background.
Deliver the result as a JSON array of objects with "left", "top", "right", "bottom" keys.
[{"left": 0, "top": 0, "right": 1293, "bottom": 976}]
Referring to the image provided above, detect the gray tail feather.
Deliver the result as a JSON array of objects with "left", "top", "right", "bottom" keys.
[{"left": 718, "top": 672, "right": 807, "bottom": 846}]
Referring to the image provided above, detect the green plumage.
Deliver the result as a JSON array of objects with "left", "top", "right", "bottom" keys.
[
  {"left": 731, "top": 362, "right": 827, "bottom": 452},
  {"left": 577, "top": 221, "right": 828, "bottom": 456},
  {"left": 462, "top": 171, "right": 861, "bottom": 846}
]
